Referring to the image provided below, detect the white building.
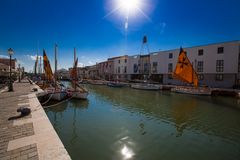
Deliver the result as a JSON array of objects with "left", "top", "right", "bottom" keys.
[
  {"left": 148, "top": 40, "right": 240, "bottom": 88},
  {"left": 110, "top": 55, "right": 128, "bottom": 81},
  {"left": 88, "top": 40, "right": 240, "bottom": 88}
]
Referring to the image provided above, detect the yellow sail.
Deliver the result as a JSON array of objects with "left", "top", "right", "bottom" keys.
[
  {"left": 43, "top": 50, "right": 54, "bottom": 81},
  {"left": 173, "top": 48, "right": 198, "bottom": 87}
]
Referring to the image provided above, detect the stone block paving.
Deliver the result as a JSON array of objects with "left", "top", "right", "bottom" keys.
[{"left": 0, "top": 80, "right": 39, "bottom": 160}]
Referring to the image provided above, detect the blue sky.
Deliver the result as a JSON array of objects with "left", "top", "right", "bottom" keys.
[{"left": 0, "top": 0, "right": 239, "bottom": 72}]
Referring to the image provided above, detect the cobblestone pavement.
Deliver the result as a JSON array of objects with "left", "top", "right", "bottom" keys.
[{"left": 0, "top": 80, "right": 39, "bottom": 160}]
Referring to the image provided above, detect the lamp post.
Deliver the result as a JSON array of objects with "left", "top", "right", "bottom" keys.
[
  {"left": 18, "top": 63, "right": 21, "bottom": 82},
  {"left": 8, "top": 48, "right": 14, "bottom": 92}
]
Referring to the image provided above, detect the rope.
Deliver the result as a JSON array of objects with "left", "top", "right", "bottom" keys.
[
  {"left": 41, "top": 93, "right": 54, "bottom": 105},
  {"left": 43, "top": 96, "right": 73, "bottom": 109}
]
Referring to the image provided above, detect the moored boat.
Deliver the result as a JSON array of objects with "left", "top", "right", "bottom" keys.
[
  {"left": 69, "top": 48, "right": 89, "bottom": 99},
  {"left": 42, "top": 49, "right": 68, "bottom": 101},
  {"left": 131, "top": 83, "right": 161, "bottom": 91},
  {"left": 68, "top": 86, "right": 89, "bottom": 99},
  {"left": 45, "top": 87, "right": 67, "bottom": 101},
  {"left": 172, "top": 48, "right": 212, "bottom": 96},
  {"left": 171, "top": 86, "right": 212, "bottom": 96},
  {"left": 107, "top": 82, "right": 125, "bottom": 88}
]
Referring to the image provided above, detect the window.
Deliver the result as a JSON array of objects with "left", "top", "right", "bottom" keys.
[
  {"left": 118, "top": 60, "right": 120, "bottom": 64},
  {"left": 198, "top": 49, "right": 204, "bottom": 56},
  {"left": 144, "top": 63, "right": 149, "bottom": 73},
  {"left": 152, "top": 62, "right": 158, "bottom": 73},
  {"left": 133, "top": 64, "right": 138, "bottom": 73},
  {"left": 216, "top": 60, "right": 224, "bottom": 72},
  {"left": 197, "top": 61, "right": 204, "bottom": 72},
  {"left": 124, "top": 66, "right": 127, "bottom": 73},
  {"left": 198, "top": 74, "right": 204, "bottom": 80},
  {"left": 218, "top": 47, "right": 224, "bottom": 54},
  {"left": 118, "top": 67, "right": 120, "bottom": 73},
  {"left": 216, "top": 74, "right": 223, "bottom": 81},
  {"left": 169, "top": 53, "right": 173, "bottom": 59},
  {"left": 168, "top": 63, "right": 173, "bottom": 73},
  {"left": 125, "top": 59, "right": 127, "bottom": 63}
]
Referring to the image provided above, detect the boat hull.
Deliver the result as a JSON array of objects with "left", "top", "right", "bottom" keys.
[
  {"left": 171, "top": 87, "right": 212, "bottom": 96},
  {"left": 131, "top": 84, "right": 161, "bottom": 91},
  {"left": 107, "top": 82, "right": 124, "bottom": 88},
  {"left": 50, "top": 92, "right": 67, "bottom": 101},
  {"left": 45, "top": 87, "right": 67, "bottom": 101},
  {"left": 71, "top": 91, "right": 89, "bottom": 99}
]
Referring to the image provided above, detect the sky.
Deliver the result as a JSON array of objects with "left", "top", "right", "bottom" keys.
[{"left": 0, "top": 0, "right": 240, "bottom": 72}]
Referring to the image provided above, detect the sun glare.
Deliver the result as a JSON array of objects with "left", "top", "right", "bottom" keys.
[{"left": 116, "top": 0, "right": 141, "bottom": 15}]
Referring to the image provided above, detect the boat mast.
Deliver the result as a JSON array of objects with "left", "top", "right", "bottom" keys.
[
  {"left": 39, "top": 56, "right": 42, "bottom": 74},
  {"left": 55, "top": 44, "right": 58, "bottom": 89},
  {"left": 74, "top": 48, "right": 77, "bottom": 90}
]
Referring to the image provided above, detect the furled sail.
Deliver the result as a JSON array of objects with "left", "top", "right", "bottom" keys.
[
  {"left": 43, "top": 50, "right": 54, "bottom": 81},
  {"left": 71, "top": 58, "right": 78, "bottom": 82},
  {"left": 173, "top": 48, "right": 198, "bottom": 87}
]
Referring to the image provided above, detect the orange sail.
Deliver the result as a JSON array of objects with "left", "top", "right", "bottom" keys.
[
  {"left": 173, "top": 48, "right": 198, "bottom": 87},
  {"left": 43, "top": 50, "right": 54, "bottom": 81}
]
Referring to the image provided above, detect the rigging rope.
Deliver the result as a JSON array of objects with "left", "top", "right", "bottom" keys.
[{"left": 43, "top": 96, "right": 73, "bottom": 109}]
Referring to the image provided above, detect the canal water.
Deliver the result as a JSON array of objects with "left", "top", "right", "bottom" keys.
[{"left": 45, "top": 83, "right": 240, "bottom": 160}]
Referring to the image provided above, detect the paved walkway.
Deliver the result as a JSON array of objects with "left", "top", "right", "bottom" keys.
[{"left": 0, "top": 79, "right": 71, "bottom": 160}]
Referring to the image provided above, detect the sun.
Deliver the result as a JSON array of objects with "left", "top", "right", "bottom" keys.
[{"left": 116, "top": 0, "right": 142, "bottom": 15}]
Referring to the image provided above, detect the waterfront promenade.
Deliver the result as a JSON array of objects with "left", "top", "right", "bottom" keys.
[{"left": 0, "top": 79, "right": 71, "bottom": 160}]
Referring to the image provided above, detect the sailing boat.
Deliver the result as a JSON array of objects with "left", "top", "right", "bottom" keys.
[
  {"left": 69, "top": 49, "right": 89, "bottom": 99},
  {"left": 172, "top": 48, "right": 211, "bottom": 95},
  {"left": 43, "top": 48, "right": 67, "bottom": 101}
]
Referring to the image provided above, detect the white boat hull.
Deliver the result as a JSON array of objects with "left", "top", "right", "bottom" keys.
[
  {"left": 72, "top": 91, "right": 89, "bottom": 99},
  {"left": 171, "top": 87, "right": 212, "bottom": 96}
]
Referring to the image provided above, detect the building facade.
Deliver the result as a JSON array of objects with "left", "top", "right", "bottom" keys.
[
  {"left": 82, "top": 40, "right": 240, "bottom": 88},
  {"left": 147, "top": 40, "right": 240, "bottom": 88}
]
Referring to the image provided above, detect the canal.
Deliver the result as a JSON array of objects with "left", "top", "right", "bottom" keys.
[{"left": 45, "top": 84, "right": 240, "bottom": 160}]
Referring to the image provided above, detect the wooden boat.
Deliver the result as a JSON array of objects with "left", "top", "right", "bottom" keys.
[
  {"left": 70, "top": 48, "right": 89, "bottom": 99},
  {"left": 172, "top": 48, "right": 212, "bottom": 96},
  {"left": 131, "top": 83, "right": 161, "bottom": 90},
  {"left": 45, "top": 87, "right": 67, "bottom": 101},
  {"left": 68, "top": 86, "right": 89, "bottom": 99},
  {"left": 107, "top": 82, "right": 125, "bottom": 88},
  {"left": 42, "top": 49, "right": 67, "bottom": 101}
]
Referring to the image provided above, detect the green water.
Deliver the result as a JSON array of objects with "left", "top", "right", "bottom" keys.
[{"left": 45, "top": 83, "right": 240, "bottom": 160}]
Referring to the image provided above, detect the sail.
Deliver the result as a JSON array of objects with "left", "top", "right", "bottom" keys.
[
  {"left": 43, "top": 50, "right": 54, "bottom": 81},
  {"left": 71, "top": 58, "right": 78, "bottom": 82},
  {"left": 173, "top": 48, "right": 198, "bottom": 87}
]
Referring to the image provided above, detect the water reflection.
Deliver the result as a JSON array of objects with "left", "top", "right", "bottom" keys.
[
  {"left": 171, "top": 97, "right": 197, "bottom": 137},
  {"left": 45, "top": 84, "right": 240, "bottom": 160},
  {"left": 88, "top": 85, "right": 240, "bottom": 140},
  {"left": 121, "top": 145, "right": 134, "bottom": 159}
]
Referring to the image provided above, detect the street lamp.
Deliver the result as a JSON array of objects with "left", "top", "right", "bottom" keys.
[
  {"left": 18, "top": 63, "right": 21, "bottom": 82},
  {"left": 8, "top": 48, "right": 14, "bottom": 91}
]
